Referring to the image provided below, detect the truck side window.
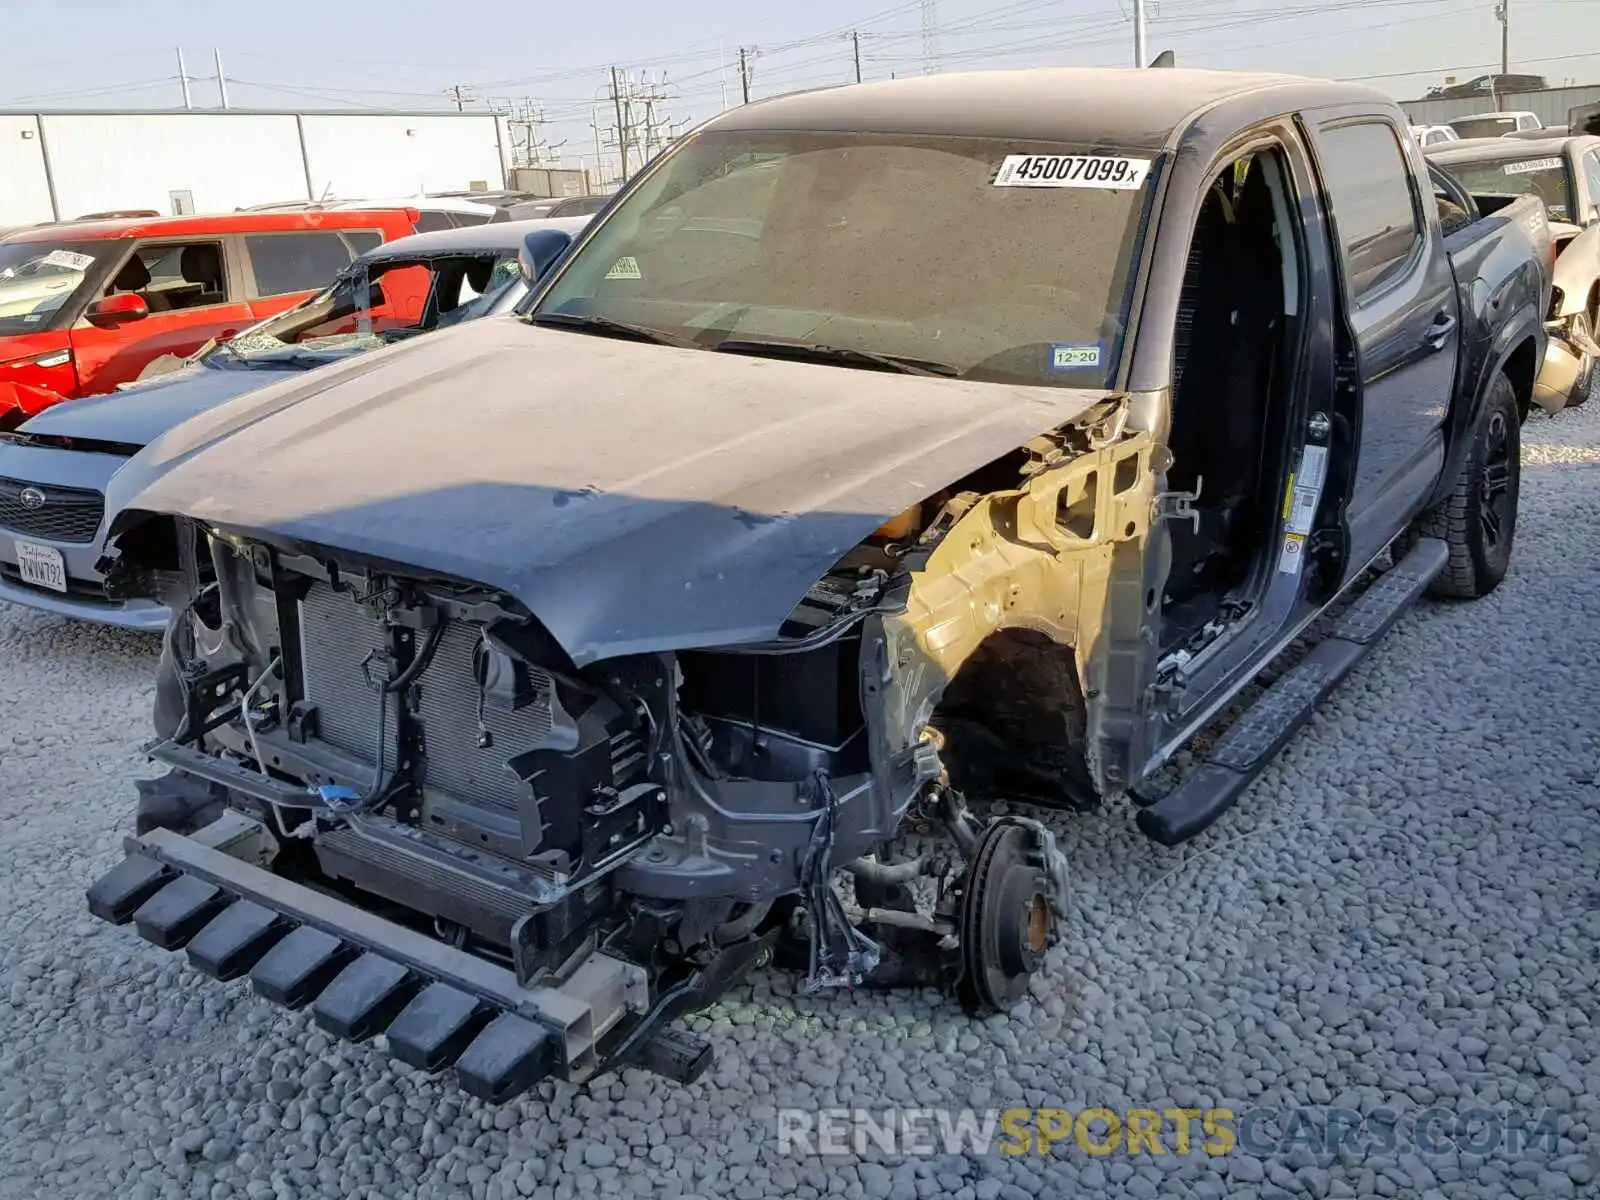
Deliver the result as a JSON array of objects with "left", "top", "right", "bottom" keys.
[{"left": 1315, "top": 122, "right": 1422, "bottom": 302}]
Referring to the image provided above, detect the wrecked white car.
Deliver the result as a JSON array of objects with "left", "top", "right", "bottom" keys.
[{"left": 1428, "top": 132, "right": 1600, "bottom": 409}]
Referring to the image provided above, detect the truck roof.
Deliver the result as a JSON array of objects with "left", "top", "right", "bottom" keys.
[
  {"left": 1, "top": 208, "right": 418, "bottom": 244},
  {"left": 361, "top": 215, "right": 592, "bottom": 262},
  {"left": 1427, "top": 134, "right": 1599, "bottom": 165},
  {"left": 704, "top": 67, "right": 1395, "bottom": 151}
]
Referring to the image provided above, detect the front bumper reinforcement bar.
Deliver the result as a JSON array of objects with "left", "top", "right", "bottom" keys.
[{"left": 85, "top": 820, "right": 657, "bottom": 1102}]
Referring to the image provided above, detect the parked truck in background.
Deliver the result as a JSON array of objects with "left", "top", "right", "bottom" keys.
[{"left": 84, "top": 68, "right": 1548, "bottom": 1103}]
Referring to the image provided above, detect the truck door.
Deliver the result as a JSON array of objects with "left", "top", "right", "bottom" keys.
[{"left": 1305, "top": 116, "right": 1456, "bottom": 554}]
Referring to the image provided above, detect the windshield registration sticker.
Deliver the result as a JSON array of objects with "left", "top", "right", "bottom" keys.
[
  {"left": 1050, "top": 343, "right": 1101, "bottom": 369},
  {"left": 40, "top": 249, "right": 95, "bottom": 271},
  {"left": 1504, "top": 157, "right": 1561, "bottom": 175},
  {"left": 605, "top": 256, "right": 642, "bottom": 280},
  {"left": 994, "top": 155, "right": 1152, "bottom": 189}
]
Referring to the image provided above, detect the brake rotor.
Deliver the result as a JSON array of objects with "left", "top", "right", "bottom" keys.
[{"left": 954, "top": 821, "right": 1055, "bottom": 1015}]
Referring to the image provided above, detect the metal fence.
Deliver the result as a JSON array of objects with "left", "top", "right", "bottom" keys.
[{"left": 1400, "top": 84, "right": 1600, "bottom": 129}]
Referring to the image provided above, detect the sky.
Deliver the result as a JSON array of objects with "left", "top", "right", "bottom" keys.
[{"left": 1, "top": 0, "right": 1596, "bottom": 177}]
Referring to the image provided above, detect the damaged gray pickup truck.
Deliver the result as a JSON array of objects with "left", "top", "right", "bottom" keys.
[{"left": 85, "top": 68, "right": 1549, "bottom": 1102}]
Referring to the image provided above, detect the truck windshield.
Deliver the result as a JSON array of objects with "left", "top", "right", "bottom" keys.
[
  {"left": 1440, "top": 154, "right": 1574, "bottom": 221},
  {"left": 532, "top": 130, "right": 1157, "bottom": 389},
  {"left": 0, "top": 240, "right": 115, "bottom": 335}
]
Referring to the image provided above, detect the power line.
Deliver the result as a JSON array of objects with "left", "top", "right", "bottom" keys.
[{"left": 1340, "top": 46, "right": 1600, "bottom": 81}]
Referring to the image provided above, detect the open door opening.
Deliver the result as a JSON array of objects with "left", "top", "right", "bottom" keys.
[{"left": 1160, "top": 147, "right": 1303, "bottom": 652}]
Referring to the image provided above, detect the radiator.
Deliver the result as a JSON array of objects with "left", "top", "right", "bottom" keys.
[{"left": 296, "top": 584, "right": 559, "bottom": 814}]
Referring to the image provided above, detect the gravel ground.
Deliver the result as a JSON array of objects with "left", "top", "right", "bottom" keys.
[{"left": 1, "top": 402, "right": 1598, "bottom": 1200}]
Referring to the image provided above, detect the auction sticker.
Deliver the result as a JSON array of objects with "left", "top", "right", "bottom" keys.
[
  {"left": 994, "top": 155, "right": 1152, "bottom": 189},
  {"left": 40, "top": 249, "right": 95, "bottom": 271},
  {"left": 1504, "top": 157, "right": 1561, "bottom": 175},
  {"left": 604, "top": 256, "right": 642, "bottom": 280}
]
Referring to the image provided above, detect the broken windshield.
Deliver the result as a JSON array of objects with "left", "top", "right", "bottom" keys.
[
  {"left": 531, "top": 130, "right": 1158, "bottom": 389},
  {"left": 0, "top": 241, "right": 116, "bottom": 335},
  {"left": 212, "top": 252, "right": 520, "bottom": 366}
]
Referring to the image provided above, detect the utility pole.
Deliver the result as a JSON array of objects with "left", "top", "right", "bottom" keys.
[
  {"left": 920, "top": 0, "right": 939, "bottom": 75},
  {"left": 738, "top": 48, "right": 753, "bottom": 104},
  {"left": 1496, "top": 0, "right": 1509, "bottom": 86},
  {"left": 852, "top": 30, "right": 863, "bottom": 84},
  {"left": 609, "top": 67, "right": 630, "bottom": 178},
  {"left": 446, "top": 83, "right": 477, "bottom": 111},
  {"left": 214, "top": 48, "right": 229, "bottom": 109},
  {"left": 1134, "top": 0, "right": 1148, "bottom": 67},
  {"left": 176, "top": 47, "right": 192, "bottom": 110}
]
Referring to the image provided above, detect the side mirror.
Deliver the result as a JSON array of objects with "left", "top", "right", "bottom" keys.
[
  {"left": 85, "top": 293, "right": 149, "bottom": 327},
  {"left": 518, "top": 230, "right": 574, "bottom": 285}
]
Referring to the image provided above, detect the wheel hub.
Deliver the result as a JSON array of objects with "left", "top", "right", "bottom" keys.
[{"left": 955, "top": 819, "right": 1065, "bottom": 1014}]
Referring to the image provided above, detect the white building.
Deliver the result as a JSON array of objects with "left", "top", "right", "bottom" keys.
[{"left": 0, "top": 108, "right": 511, "bottom": 227}]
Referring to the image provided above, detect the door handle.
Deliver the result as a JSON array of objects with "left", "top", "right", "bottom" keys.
[{"left": 1423, "top": 312, "right": 1456, "bottom": 351}]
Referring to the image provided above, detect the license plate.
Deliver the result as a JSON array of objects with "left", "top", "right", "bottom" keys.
[{"left": 15, "top": 540, "right": 67, "bottom": 593}]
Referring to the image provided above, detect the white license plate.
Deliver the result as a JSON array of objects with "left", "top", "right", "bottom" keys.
[{"left": 15, "top": 540, "right": 67, "bottom": 593}]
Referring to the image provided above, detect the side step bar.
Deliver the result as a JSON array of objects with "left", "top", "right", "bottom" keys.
[{"left": 1136, "top": 537, "right": 1448, "bottom": 847}]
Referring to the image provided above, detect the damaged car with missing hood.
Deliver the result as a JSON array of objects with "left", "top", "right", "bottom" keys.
[{"left": 85, "top": 67, "right": 1544, "bottom": 1102}]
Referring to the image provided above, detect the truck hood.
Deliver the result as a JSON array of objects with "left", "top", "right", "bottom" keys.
[
  {"left": 20, "top": 362, "right": 294, "bottom": 447},
  {"left": 108, "top": 319, "right": 1105, "bottom": 665}
]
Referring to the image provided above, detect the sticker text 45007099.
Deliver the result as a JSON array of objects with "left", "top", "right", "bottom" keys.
[{"left": 994, "top": 155, "right": 1153, "bottom": 190}]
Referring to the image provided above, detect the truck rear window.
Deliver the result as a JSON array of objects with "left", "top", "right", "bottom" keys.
[
  {"left": 1449, "top": 116, "right": 1521, "bottom": 139},
  {"left": 533, "top": 130, "right": 1157, "bottom": 389}
]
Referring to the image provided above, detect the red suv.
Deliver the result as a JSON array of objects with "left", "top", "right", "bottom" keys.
[{"left": 0, "top": 208, "right": 421, "bottom": 423}]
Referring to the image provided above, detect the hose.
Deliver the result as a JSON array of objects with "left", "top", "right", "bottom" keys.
[
  {"left": 697, "top": 603, "right": 903, "bottom": 657},
  {"left": 843, "top": 855, "right": 928, "bottom": 885},
  {"left": 383, "top": 620, "right": 444, "bottom": 693},
  {"left": 712, "top": 900, "right": 774, "bottom": 946},
  {"left": 240, "top": 652, "right": 283, "bottom": 778}
]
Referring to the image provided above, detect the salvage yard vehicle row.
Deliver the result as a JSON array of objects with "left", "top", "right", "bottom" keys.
[{"left": 0, "top": 216, "right": 593, "bottom": 629}]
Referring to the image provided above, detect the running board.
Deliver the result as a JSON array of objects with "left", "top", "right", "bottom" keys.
[{"left": 1136, "top": 537, "right": 1448, "bottom": 847}]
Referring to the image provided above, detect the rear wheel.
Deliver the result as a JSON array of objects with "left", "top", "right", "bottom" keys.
[
  {"left": 1566, "top": 312, "right": 1594, "bottom": 408},
  {"left": 1403, "top": 371, "right": 1519, "bottom": 599}
]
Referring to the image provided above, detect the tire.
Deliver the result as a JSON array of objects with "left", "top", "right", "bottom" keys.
[
  {"left": 1566, "top": 312, "right": 1593, "bottom": 409},
  {"left": 1404, "top": 371, "right": 1520, "bottom": 599}
]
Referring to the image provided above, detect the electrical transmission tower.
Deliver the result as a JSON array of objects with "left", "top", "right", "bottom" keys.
[
  {"left": 604, "top": 69, "right": 679, "bottom": 182},
  {"left": 920, "top": 0, "right": 940, "bottom": 75},
  {"left": 506, "top": 99, "right": 563, "bottom": 168}
]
